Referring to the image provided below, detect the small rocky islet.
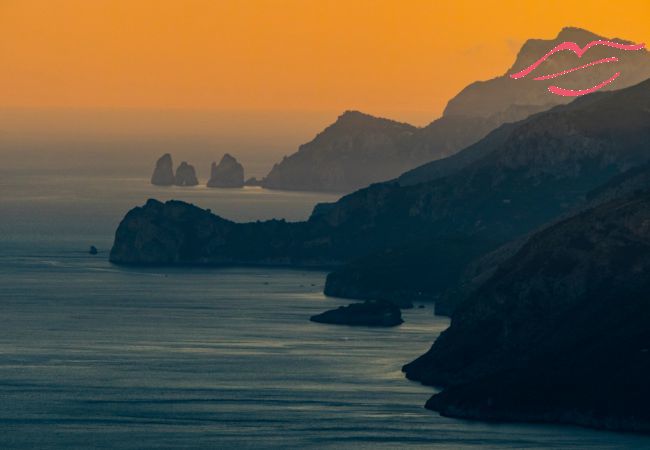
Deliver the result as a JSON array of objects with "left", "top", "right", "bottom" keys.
[
  {"left": 174, "top": 161, "right": 199, "bottom": 186},
  {"left": 207, "top": 153, "right": 245, "bottom": 188},
  {"left": 310, "top": 300, "right": 403, "bottom": 327},
  {"left": 150, "top": 153, "right": 175, "bottom": 186}
]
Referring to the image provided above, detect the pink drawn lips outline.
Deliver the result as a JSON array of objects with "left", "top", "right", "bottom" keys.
[{"left": 510, "top": 40, "right": 646, "bottom": 96}]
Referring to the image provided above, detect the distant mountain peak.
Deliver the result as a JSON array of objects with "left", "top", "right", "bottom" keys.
[
  {"left": 331, "top": 110, "right": 415, "bottom": 131},
  {"left": 555, "top": 26, "right": 603, "bottom": 42},
  {"left": 444, "top": 27, "right": 650, "bottom": 119},
  {"left": 511, "top": 27, "right": 607, "bottom": 72},
  {"left": 339, "top": 110, "right": 369, "bottom": 119},
  {"left": 336, "top": 110, "right": 384, "bottom": 124}
]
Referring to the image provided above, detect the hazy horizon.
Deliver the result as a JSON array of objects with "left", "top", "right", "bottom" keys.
[
  {"left": 0, "top": 108, "right": 362, "bottom": 179},
  {"left": 5, "top": 0, "right": 649, "bottom": 182}
]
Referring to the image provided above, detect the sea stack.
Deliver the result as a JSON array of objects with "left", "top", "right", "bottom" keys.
[
  {"left": 150, "top": 153, "right": 175, "bottom": 186},
  {"left": 207, "top": 154, "right": 245, "bottom": 188},
  {"left": 174, "top": 162, "right": 199, "bottom": 186}
]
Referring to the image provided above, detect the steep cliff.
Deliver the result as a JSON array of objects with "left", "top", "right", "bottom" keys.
[{"left": 403, "top": 191, "right": 650, "bottom": 432}]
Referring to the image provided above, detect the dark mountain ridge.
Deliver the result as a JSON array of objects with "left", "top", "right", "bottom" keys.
[
  {"left": 321, "top": 78, "right": 650, "bottom": 306},
  {"left": 261, "top": 27, "right": 650, "bottom": 192}
]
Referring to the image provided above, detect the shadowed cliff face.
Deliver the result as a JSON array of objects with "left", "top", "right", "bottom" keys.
[
  {"left": 260, "top": 28, "right": 650, "bottom": 193},
  {"left": 321, "top": 78, "right": 650, "bottom": 305},
  {"left": 403, "top": 191, "right": 650, "bottom": 432},
  {"left": 112, "top": 78, "right": 650, "bottom": 312},
  {"left": 438, "top": 160, "right": 650, "bottom": 316}
]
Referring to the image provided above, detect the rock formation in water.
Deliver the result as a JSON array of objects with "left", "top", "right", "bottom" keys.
[
  {"left": 310, "top": 300, "right": 403, "bottom": 327},
  {"left": 207, "top": 154, "right": 245, "bottom": 188},
  {"left": 260, "top": 28, "right": 650, "bottom": 193},
  {"left": 402, "top": 190, "right": 650, "bottom": 432},
  {"left": 174, "top": 162, "right": 199, "bottom": 186},
  {"left": 88, "top": 245, "right": 98, "bottom": 255},
  {"left": 244, "top": 177, "right": 262, "bottom": 187},
  {"left": 150, "top": 153, "right": 175, "bottom": 186}
]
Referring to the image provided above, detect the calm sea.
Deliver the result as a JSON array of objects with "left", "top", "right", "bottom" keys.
[{"left": 1, "top": 172, "right": 649, "bottom": 448}]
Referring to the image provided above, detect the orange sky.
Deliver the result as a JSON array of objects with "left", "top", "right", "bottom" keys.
[{"left": 2, "top": 0, "right": 650, "bottom": 124}]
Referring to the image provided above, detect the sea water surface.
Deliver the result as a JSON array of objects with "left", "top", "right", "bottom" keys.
[{"left": 1, "top": 172, "right": 650, "bottom": 449}]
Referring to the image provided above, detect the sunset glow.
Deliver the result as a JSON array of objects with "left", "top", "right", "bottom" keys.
[{"left": 2, "top": 0, "right": 650, "bottom": 123}]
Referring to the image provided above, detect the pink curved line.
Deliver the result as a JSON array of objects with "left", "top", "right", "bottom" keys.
[
  {"left": 547, "top": 71, "right": 620, "bottom": 97},
  {"left": 533, "top": 57, "right": 619, "bottom": 80},
  {"left": 510, "top": 40, "right": 645, "bottom": 79}
]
